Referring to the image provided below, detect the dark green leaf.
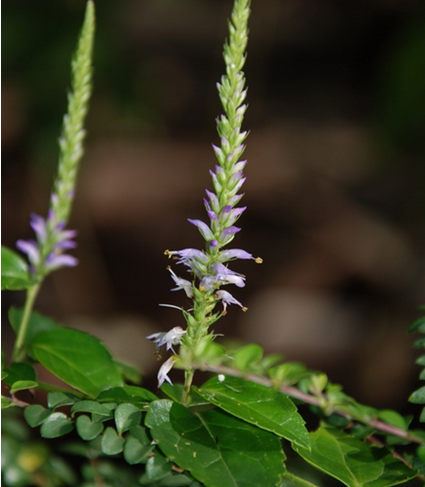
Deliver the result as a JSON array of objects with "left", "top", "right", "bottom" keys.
[
  {"left": 292, "top": 424, "right": 417, "bottom": 487},
  {"left": 413, "top": 337, "right": 425, "bottom": 349},
  {"left": 146, "top": 399, "right": 286, "bottom": 487},
  {"left": 71, "top": 400, "right": 112, "bottom": 417},
  {"left": 9, "top": 308, "right": 60, "bottom": 346},
  {"left": 97, "top": 385, "right": 158, "bottom": 405},
  {"left": 146, "top": 454, "right": 172, "bottom": 480},
  {"left": 234, "top": 344, "right": 263, "bottom": 371},
  {"left": 76, "top": 414, "right": 104, "bottom": 441},
  {"left": 30, "top": 328, "right": 123, "bottom": 397},
  {"left": 2, "top": 362, "right": 36, "bottom": 387},
  {"left": 101, "top": 427, "right": 125, "bottom": 455},
  {"left": 129, "top": 425, "right": 151, "bottom": 445},
  {"left": 124, "top": 437, "right": 155, "bottom": 465},
  {"left": 24, "top": 404, "right": 53, "bottom": 427},
  {"left": 10, "top": 380, "right": 38, "bottom": 394},
  {"left": 409, "top": 316, "right": 425, "bottom": 334},
  {"left": 1, "top": 246, "right": 33, "bottom": 290},
  {"left": 410, "top": 386, "right": 425, "bottom": 404},
  {"left": 197, "top": 375, "right": 310, "bottom": 449},
  {"left": 92, "top": 401, "right": 116, "bottom": 423},
  {"left": 47, "top": 391, "right": 80, "bottom": 408},
  {"left": 115, "top": 403, "right": 142, "bottom": 435},
  {"left": 40, "top": 412, "right": 74, "bottom": 438}
]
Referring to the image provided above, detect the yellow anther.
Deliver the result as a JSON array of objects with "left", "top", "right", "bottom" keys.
[
  {"left": 164, "top": 249, "right": 172, "bottom": 258},
  {"left": 242, "top": 307, "right": 248, "bottom": 312},
  {"left": 255, "top": 257, "right": 263, "bottom": 264}
]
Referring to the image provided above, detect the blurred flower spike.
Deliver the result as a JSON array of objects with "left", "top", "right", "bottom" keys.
[{"left": 16, "top": 208, "right": 78, "bottom": 277}]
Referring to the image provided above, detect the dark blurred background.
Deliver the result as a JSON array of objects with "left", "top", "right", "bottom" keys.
[{"left": 2, "top": 0, "right": 425, "bottom": 412}]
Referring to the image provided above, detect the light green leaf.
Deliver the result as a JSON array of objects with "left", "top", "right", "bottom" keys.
[
  {"left": 114, "top": 403, "right": 142, "bottom": 435},
  {"left": 234, "top": 344, "right": 263, "bottom": 371},
  {"left": 24, "top": 404, "right": 53, "bottom": 427},
  {"left": 76, "top": 414, "right": 104, "bottom": 441},
  {"left": 9, "top": 308, "right": 60, "bottom": 347},
  {"left": 40, "top": 412, "right": 74, "bottom": 438},
  {"left": 377, "top": 410, "right": 407, "bottom": 430},
  {"left": 1, "top": 396, "right": 13, "bottom": 409},
  {"left": 30, "top": 328, "right": 123, "bottom": 397},
  {"left": 10, "top": 380, "right": 38, "bottom": 394},
  {"left": 101, "top": 427, "right": 125, "bottom": 455},
  {"left": 197, "top": 375, "right": 310, "bottom": 449},
  {"left": 410, "top": 386, "right": 425, "bottom": 404},
  {"left": 292, "top": 424, "right": 417, "bottom": 487},
  {"left": 1, "top": 246, "right": 33, "bottom": 290},
  {"left": 145, "top": 399, "right": 286, "bottom": 487}
]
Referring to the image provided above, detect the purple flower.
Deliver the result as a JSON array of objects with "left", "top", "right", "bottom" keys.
[
  {"left": 215, "top": 290, "right": 247, "bottom": 315},
  {"left": 147, "top": 326, "right": 186, "bottom": 354},
  {"left": 187, "top": 219, "right": 214, "bottom": 242},
  {"left": 16, "top": 212, "right": 78, "bottom": 275},
  {"left": 167, "top": 266, "right": 193, "bottom": 298},
  {"left": 157, "top": 356, "right": 176, "bottom": 388}
]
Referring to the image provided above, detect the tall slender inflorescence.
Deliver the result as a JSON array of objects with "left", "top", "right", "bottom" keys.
[
  {"left": 13, "top": 1, "right": 95, "bottom": 361},
  {"left": 150, "top": 0, "right": 259, "bottom": 402},
  {"left": 16, "top": 0, "right": 95, "bottom": 281}
]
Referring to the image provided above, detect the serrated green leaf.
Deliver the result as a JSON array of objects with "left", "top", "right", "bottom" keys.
[
  {"left": 30, "top": 328, "right": 123, "bottom": 397},
  {"left": 123, "top": 437, "right": 155, "bottom": 465},
  {"left": 10, "top": 380, "right": 38, "bottom": 394},
  {"left": 40, "top": 412, "right": 74, "bottom": 438},
  {"left": 408, "top": 316, "right": 425, "bottom": 334},
  {"left": 76, "top": 414, "right": 104, "bottom": 441},
  {"left": 115, "top": 403, "right": 142, "bottom": 435},
  {"left": 47, "top": 391, "right": 80, "bottom": 408},
  {"left": 160, "top": 383, "right": 210, "bottom": 407},
  {"left": 146, "top": 399, "right": 286, "bottom": 487},
  {"left": 9, "top": 308, "right": 60, "bottom": 347},
  {"left": 234, "top": 344, "right": 263, "bottom": 371},
  {"left": 2, "top": 362, "right": 36, "bottom": 387},
  {"left": 146, "top": 454, "right": 172, "bottom": 480},
  {"left": 292, "top": 424, "right": 417, "bottom": 487},
  {"left": 24, "top": 404, "right": 53, "bottom": 427},
  {"left": 97, "top": 385, "right": 158, "bottom": 405},
  {"left": 410, "top": 386, "right": 425, "bottom": 404},
  {"left": 1, "top": 246, "right": 33, "bottom": 290},
  {"left": 101, "top": 427, "right": 125, "bottom": 455},
  {"left": 197, "top": 375, "right": 310, "bottom": 450},
  {"left": 71, "top": 400, "right": 112, "bottom": 417}
]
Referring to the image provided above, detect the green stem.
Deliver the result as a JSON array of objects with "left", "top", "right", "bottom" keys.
[
  {"left": 182, "top": 368, "right": 195, "bottom": 406},
  {"left": 12, "top": 282, "right": 42, "bottom": 362},
  {"left": 283, "top": 471, "right": 321, "bottom": 487}
]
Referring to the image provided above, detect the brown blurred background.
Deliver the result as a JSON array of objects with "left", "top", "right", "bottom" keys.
[{"left": 2, "top": 0, "right": 425, "bottom": 412}]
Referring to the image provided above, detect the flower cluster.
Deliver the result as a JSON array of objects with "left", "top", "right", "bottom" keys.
[
  {"left": 16, "top": 199, "right": 78, "bottom": 277},
  {"left": 147, "top": 0, "right": 254, "bottom": 395}
]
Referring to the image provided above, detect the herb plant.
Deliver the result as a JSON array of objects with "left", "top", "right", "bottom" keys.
[{"left": 2, "top": 1, "right": 424, "bottom": 486}]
